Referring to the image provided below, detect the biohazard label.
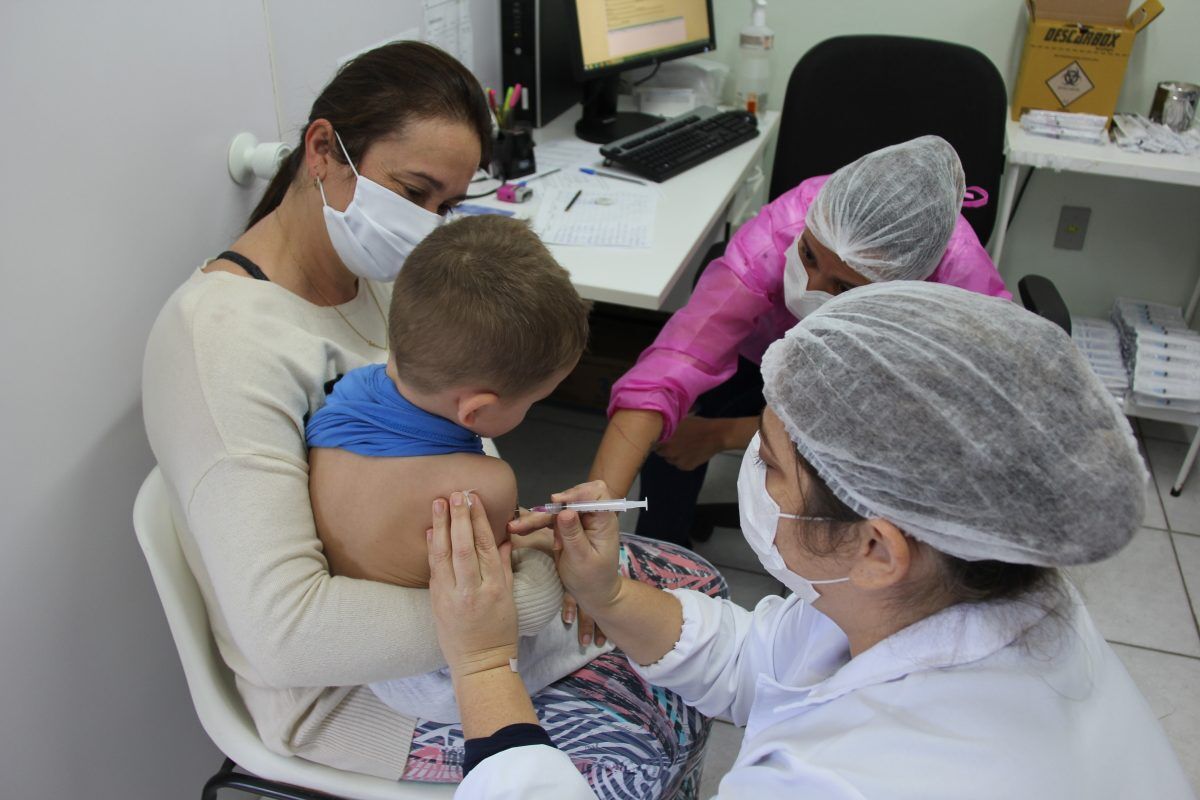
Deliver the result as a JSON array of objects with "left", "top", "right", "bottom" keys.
[{"left": 1046, "top": 61, "right": 1095, "bottom": 108}]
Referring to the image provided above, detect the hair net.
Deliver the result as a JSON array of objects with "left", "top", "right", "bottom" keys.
[
  {"left": 805, "top": 136, "right": 966, "bottom": 283},
  {"left": 761, "top": 282, "right": 1147, "bottom": 567}
]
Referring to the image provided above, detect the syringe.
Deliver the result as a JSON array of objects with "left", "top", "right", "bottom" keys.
[{"left": 530, "top": 499, "right": 649, "bottom": 514}]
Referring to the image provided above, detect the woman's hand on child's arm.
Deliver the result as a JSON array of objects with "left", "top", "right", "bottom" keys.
[
  {"left": 428, "top": 492, "right": 520, "bottom": 678},
  {"left": 428, "top": 491, "right": 537, "bottom": 738}
]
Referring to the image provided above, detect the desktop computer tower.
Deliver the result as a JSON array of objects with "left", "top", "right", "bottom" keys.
[{"left": 500, "top": 0, "right": 577, "bottom": 128}]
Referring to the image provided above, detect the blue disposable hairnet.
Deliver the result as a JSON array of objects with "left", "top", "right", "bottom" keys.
[
  {"left": 805, "top": 136, "right": 966, "bottom": 282},
  {"left": 761, "top": 282, "right": 1146, "bottom": 567}
]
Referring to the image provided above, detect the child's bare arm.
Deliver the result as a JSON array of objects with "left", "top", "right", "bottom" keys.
[{"left": 457, "top": 455, "right": 519, "bottom": 547}]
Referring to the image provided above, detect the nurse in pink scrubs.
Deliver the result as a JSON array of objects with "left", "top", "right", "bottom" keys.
[{"left": 590, "top": 135, "right": 1010, "bottom": 548}]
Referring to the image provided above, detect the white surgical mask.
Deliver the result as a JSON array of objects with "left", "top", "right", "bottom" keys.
[
  {"left": 783, "top": 237, "right": 833, "bottom": 321},
  {"left": 737, "top": 434, "right": 850, "bottom": 603},
  {"left": 319, "top": 131, "right": 442, "bottom": 282}
]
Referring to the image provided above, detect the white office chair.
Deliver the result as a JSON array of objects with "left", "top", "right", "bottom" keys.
[{"left": 133, "top": 468, "right": 456, "bottom": 800}]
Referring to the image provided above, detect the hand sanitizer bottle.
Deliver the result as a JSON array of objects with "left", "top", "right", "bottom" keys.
[{"left": 734, "top": 0, "right": 773, "bottom": 115}]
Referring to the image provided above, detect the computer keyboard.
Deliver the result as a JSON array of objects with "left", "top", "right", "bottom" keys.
[{"left": 600, "top": 107, "right": 760, "bottom": 183}]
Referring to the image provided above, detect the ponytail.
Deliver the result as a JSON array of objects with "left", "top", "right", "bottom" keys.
[{"left": 246, "top": 146, "right": 305, "bottom": 232}]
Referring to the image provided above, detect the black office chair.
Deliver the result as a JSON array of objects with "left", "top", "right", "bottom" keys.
[
  {"left": 691, "top": 35, "right": 1009, "bottom": 541},
  {"left": 1018, "top": 274, "right": 1072, "bottom": 334}
]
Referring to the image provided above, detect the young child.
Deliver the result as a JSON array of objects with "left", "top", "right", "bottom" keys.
[{"left": 305, "top": 215, "right": 599, "bottom": 722}]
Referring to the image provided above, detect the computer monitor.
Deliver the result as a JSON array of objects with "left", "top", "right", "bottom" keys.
[{"left": 565, "top": 0, "right": 716, "bottom": 143}]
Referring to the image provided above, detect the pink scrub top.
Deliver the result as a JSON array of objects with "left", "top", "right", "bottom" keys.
[{"left": 608, "top": 175, "right": 1012, "bottom": 441}]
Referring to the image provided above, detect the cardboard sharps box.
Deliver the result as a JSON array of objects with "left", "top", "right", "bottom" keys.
[{"left": 1011, "top": 0, "right": 1164, "bottom": 121}]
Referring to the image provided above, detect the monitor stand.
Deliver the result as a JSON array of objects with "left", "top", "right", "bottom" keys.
[{"left": 575, "top": 75, "right": 661, "bottom": 144}]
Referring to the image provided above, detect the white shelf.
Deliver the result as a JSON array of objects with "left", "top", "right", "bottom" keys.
[{"left": 1005, "top": 119, "right": 1200, "bottom": 187}]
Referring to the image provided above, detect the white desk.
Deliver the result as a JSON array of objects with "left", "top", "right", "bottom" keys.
[
  {"left": 473, "top": 108, "right": 780, "bottom": 310},
  {"left": 989, "top": 117, "right": 1200, "bottom": 495}
]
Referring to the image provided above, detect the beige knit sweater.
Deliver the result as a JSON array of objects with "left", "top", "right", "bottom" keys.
[{"left": 142, "top": 268, "right": 563, "bottom": 778}]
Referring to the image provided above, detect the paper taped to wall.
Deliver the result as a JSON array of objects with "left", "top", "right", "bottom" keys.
[{"left": 423, "top": 0, "right": 474, "bottom": 72}]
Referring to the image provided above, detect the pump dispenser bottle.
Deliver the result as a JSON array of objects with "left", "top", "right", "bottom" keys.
[{"left": 734, "top": 0, "right": 773, "bottom": 115}]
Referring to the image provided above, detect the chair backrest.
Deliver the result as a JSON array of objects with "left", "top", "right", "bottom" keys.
[
  {"left": 1018, "top": 274, "right": 1073, "bottom": 335},
  {"left": 132, "top": 468, "right": 453, "bottom": 800},
  {"left": 770, "top": 35, "right": 1007, "bottom": 246}
]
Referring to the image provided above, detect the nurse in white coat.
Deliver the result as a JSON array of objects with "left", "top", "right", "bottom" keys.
[{"left": 425, "top": 282, "right": 1194, "bottom": 799}]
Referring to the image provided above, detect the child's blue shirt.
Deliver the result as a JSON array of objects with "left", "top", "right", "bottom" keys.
[{"left": 305, "top": 364, "right": 484, "bottom": 457}]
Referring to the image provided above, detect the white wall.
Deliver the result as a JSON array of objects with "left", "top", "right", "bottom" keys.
[
  {"left": 2, "top": 3, "right": 1197, "bottom": 797},
  {"left": 707, "top": 0, "right": 1200, "bottom": 319},
  {"left": 0, "top": 2, "right": 497, "bottom": 797}
]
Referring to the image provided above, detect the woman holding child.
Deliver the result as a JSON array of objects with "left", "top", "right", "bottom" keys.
[{"left": 142, "top": 42, "right": 722, "bottom": 798}]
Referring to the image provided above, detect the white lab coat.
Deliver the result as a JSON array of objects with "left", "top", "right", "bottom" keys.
[{"left": 456, "top": 588, "right": 1194, "bottom": 799}]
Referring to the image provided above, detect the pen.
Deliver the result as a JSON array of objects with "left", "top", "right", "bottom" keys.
[
  {"left": 517, "top": 167, "right": 561, "bottom": 186},
  {"left": 579, "top": 167, "right": 646, "bottom": 186},
  {"left": 530, "top": 499, "right": 649, "bottom": 514},
  {"left": 510, "top": 83, "right": 522, "bottom": 109},
  {"left": 564, "top": 189, "right": 582, "bottom": 212}
]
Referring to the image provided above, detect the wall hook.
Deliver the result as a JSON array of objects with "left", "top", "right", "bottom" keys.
[{"left": 227, "top": 133, "right": 292, "bottom": 185}]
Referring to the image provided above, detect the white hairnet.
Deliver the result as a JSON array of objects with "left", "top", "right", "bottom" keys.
[
  {"left": 805, "top": 136, "right": 966, "bottom": 283},
  {"left": 761, "top": 282, "right": 1146, "bottom": 567}
]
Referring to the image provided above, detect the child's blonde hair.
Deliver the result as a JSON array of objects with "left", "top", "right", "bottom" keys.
[{"left": 389, "top": 215, "right": 590, "bottom": 395}]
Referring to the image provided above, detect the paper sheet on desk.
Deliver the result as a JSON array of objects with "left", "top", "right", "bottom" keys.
[
  {"left": 530, "top": 139, "right": 606, "bottom": 174},
  {"left": 532, "top": 187, "right": 656, "bottom": 248}
]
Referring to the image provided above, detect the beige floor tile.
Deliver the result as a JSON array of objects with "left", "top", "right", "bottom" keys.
[
  {"left": 1069, "top": 528, "right": 1200, "bottom": 657},
  {"left": 699, "top": 720, "right": 745, "bottom": 798},
  {"left": 495, "top": 416, "right": 604, "bottom": 508},
  {"left": 1140, "top": 438, "right": 1170, "bottom": 530},
  {"left": 723, "top": 566, "right": 783, "bottom": 610},
  {"left": 1172, "top": 533, "right": 1200, "bottom": 629},
  {"left": 697, "top": 451, "right": 744, "bottom": 506},
  {"left": 1145, "top": 438, "right": 1200, "bottom": 536},
  {"left": 692, "top": 527, "right": 764, "bottom": 575},
  {"left": 525, "top": 402, "right": 607, "bottom": 432}
]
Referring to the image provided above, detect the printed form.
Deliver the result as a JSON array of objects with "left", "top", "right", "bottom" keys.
[{"left": 530, "top": 171, "right": 658, "bottom": 248}]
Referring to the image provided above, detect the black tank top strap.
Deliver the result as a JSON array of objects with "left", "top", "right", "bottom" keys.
[{"left": 215, "top": 250, "right": 270, "bottom": 282}]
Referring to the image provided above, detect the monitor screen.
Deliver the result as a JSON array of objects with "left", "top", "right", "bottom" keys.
[{"left": 574, "top": 0, "right": 713, "bottom": 74}]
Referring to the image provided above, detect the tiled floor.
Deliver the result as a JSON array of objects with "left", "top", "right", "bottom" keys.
[{"left": 497, "top": 406, "right": 1200, "bottom": 794}]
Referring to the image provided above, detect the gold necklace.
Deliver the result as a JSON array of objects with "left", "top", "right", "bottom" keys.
[
  {"left": 300, "top": 264, "right": 389, "bottom": 351},
  {"left": 277, "top": 206, "right": 388, "bottom": 351}
]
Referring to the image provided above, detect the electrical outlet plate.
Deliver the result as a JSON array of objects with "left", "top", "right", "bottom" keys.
[{"left": 1054, "top": 206, "right": 1091, "bottom": 251}]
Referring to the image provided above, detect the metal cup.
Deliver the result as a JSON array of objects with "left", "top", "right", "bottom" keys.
[{"left": 1148, "top": 81, "right": 1200, "bottom": 133}]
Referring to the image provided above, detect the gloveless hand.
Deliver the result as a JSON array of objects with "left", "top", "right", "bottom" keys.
[
  {"left": 654, "top": 415, "right": 733, "bottom": 471},
  {"left": 508, "top": 480, "right": 624, "bottom": 616},
  {"left": 427, "top": 492, "right": 519, "bottom": 680}
]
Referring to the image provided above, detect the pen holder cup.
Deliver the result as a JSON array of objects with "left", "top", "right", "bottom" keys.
[{"left": 491, "top": 127, "right": 537, "bottom": 181}]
